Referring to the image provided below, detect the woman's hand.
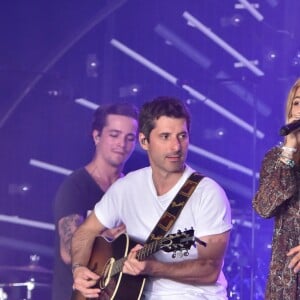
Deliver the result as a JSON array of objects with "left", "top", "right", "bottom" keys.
[
  {"left": 287, "top": 245, "right": 300, "bottom": 273},
  {"left": 285, "top": 114, "right": 300, "bottom": 148}
]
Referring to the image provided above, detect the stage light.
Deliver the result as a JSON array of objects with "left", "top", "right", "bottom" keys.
[
  {"left": 131, "top": 85, "right": 139, "bottom": 93},
  {"left": 111, "top": 38, "right": 264, "bottom": 138},
  {"left": 119, "top": 84, "right": 141, "bottom": 97},
  {"left": 203, "top": 128, "right": 227, "bottom": 140},
  {"left": 0, "top": 214, "right": 54, "bottom": 231},
  {"left": 182, "top": 83, "right": 264, "bottom": 139},
  {"left": 291, "top": 50, "right": 300, "bottom": 68},
  {"left": 154, "top": 24, "right": 211, "bottom": 69},
  {"left": 111, "top": 39, "right": 178, "bottom": 84},
  {"left": 217, "top": 128, "right": 226, "bottom": 137},
  {"left": 266, "top": 50, "right": 278, "bottom": 62},
  {"left": 29, "top": 159, "right": 72, "bottom": 175},
  {"left": 234, "top": 60, "right": 259, "bottom": 68},
  {"left": 235, "top": 0, "right": 264, "bottom": 21},
  {"left": 185, "top": 98, "right": 195, "bottom": 105},
  {"left": 183, "top": 11, "right": 264, "bottom": 76},
  {"left": 291, "top": 57, "right": 300, "bottom": 67},
  {"left": 220, "top": 14, "right": 243, "bottom": 27},
  {"left": 74, "top": 98, "right": 99, "bottom": 110},
  {"left": 86, "top": 53, "right": 99, "bottom": 78},
  {"left": 231, "top": 14, "right": 243, "bottom": 26},
  {"left": 47, "top": 89, "right": 61, "bottom": 97},
  {"left": 188, "top": 144, "right": 259, "bottom": 178},
  {"left": 8, "top": 183, "right": 31, "bottom": 195},
  {"left": 21, "top": 185, "right": 30, "bottom": 192},
  {"left": 215, "top": 70, "right": 271, "bottom": 117}
]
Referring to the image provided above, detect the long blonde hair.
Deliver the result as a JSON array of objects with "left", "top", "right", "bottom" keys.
[{"left": 285, "top": 78, "right": 300, "bottom": 122}]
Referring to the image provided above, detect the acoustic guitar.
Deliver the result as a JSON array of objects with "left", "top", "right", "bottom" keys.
[{"left": 71, "top": 228, "right": 195, "bottom": 300}]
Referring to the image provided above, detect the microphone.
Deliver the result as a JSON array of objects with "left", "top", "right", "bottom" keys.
[{"left": 279, "top": 119, "right": 300, "bottom": 136}]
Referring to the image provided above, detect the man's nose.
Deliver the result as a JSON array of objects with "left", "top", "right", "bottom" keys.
[
  {"left": 117, "top": 137, "right": 126, "bottom": 148},
  {"left": 171, "top": 137, "right": 181, "bottom": 151}
]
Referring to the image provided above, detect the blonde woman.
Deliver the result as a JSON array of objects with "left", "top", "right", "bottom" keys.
[{"left": 253, "top": 78, "right": 300, "bottom": 299}]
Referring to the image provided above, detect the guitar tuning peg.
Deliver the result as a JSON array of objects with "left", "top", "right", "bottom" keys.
[
  {"left": 184, "top": 250, "right": 189, "bottom": 257},
  {"left": 177, "top": 229, "right": 182, "bottom": 234},
  {"left": 172, "top": 251, "right": 184, "bottom": 259}
]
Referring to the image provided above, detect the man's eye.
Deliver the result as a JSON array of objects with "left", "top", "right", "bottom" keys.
[
  {"left": 179, "top": 133, "right": 187, "bottom": 139},
  {"left": 293, "top": 101, "right": 300, "bottom": 106},
  {"left": 126, "top": 135, "right": 136, "bottom": 142}
]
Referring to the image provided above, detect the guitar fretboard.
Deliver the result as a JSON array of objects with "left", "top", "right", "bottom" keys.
[{"left": 111, "top": 239, "right": 162, "bottom": 276}]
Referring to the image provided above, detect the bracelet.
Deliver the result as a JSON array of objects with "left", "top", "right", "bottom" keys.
[
  {"left": 280, "top": 156, "right": 295, "bottom": 168},
  {"left": 282, "top": 146, "right": 297, "bottom": 153},
  {"left": 280, "top": 153, "right": 293, "bottom": 160},
  {"left": 72, "top": 263, "right": 84, "bottom": 273}
]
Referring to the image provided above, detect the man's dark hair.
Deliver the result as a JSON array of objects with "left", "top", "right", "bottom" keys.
[
  {"left": 92, "top": 102, "right": 139, "bottom": 134},
  {"left": 139, "top": 96, "right": 191, "bottom": 140}
]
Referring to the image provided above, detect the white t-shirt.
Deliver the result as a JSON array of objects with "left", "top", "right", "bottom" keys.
[{"left": 94, "top": 165, "right": 232, "bottom": 299}]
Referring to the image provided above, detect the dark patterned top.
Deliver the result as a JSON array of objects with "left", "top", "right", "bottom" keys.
[{"left": 253, "top": 146, "right": 300, "bottom": 300}]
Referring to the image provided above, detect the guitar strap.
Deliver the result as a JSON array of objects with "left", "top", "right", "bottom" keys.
[{"left": 146, "top": 171, "right": 204, "bottom": 244}]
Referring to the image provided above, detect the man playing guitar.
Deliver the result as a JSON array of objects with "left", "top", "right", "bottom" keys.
[{"left": 71, "top": 97, "right": 232, "bottom": 300}]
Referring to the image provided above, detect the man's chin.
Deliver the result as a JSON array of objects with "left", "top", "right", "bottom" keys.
[
  {"left": 167, "top": 163, "right": 185, "bottom": 173},
  {"left": 110, "top": 157, "right": 127, "bottom": 168}
]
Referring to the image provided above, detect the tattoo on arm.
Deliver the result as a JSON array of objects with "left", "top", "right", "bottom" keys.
[{"left": 58, "top": 214, "right": 84, "bottom": 263}]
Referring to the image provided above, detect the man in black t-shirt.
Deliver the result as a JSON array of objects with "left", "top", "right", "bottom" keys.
[{"left": 52, "top": 103, "right": 138, "bottom": 300}]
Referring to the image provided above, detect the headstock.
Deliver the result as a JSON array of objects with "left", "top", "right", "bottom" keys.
[{"left": 159, "top": 228, "right": 195, "bottom": 255}]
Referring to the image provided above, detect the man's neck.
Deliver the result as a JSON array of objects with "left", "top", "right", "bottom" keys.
[
  {"left": 86, "top": 159, "right": 123, "bottom": 192},
  {"left": 152, "top": 169, "right": 185, "bottom": 196}
]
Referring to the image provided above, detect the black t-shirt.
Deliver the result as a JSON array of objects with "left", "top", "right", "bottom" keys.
[{"left": 52, "top": 168, "right": 104, "bottom": 300}]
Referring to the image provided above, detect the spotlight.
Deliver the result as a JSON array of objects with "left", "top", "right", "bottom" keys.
[
  {"left": 203, "top": 128, "right": 227, "bottom": 140},
  {"left": 47, "top": 89, "right": 61, "bottom": 97},
  {"left": 8, "top": 183, "right": 31, "bottom": 195},
  {"left": 220, "top": 14, "right": 243, "bottom": 27},
  {"left": 291, "top": 57, "right": 300, "bottom": 67},
  {"left": 119, "top": 84, "right": 141, "bottom": 98},
  {"left": 131, "top": 85, "right": 140, "bottom": 93},
  {"left": 216, "top": 128, "right": 226, "bottom": 137},
  {"left": 231, "top": 14, "right": 243, "bottom": 26},
  {"left": 266, "top": 50, "right": 278, "bottom": 62},
  {"left": 185, "top": 98, "right": 195, "bottom": 105},
  {"left": 291, "top": 50, "right": 300, "bottom": 68},
  {"left": 86, "top": 54, "right": 99, "bottom": 78}
]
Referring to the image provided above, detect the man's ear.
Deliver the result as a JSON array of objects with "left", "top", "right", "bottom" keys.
[
  {"left": 139, "top": 133, "right": 148, "bottom": 149},
  {"left": 92, "top": 130, "right": 100, "bottom": 144}
]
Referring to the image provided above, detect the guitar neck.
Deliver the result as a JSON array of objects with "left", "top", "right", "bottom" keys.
[{"left": 111, "top": 239, "right": 161, "bottom": 276}]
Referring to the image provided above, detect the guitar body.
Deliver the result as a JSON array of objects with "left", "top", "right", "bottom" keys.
[
  {"left": 71, "top": 228, "right": 196, "bottom": 300},
  {"left": 71, "top": 233, "right": 145, "bottom": 300}
]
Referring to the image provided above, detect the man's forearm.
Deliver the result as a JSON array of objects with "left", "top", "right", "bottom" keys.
[
  {"left": 146, "top": 257, "right": 222, "bottom": 285},
  {"left": 71, "top": 226, "right": 96, "bottom": 267}
]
